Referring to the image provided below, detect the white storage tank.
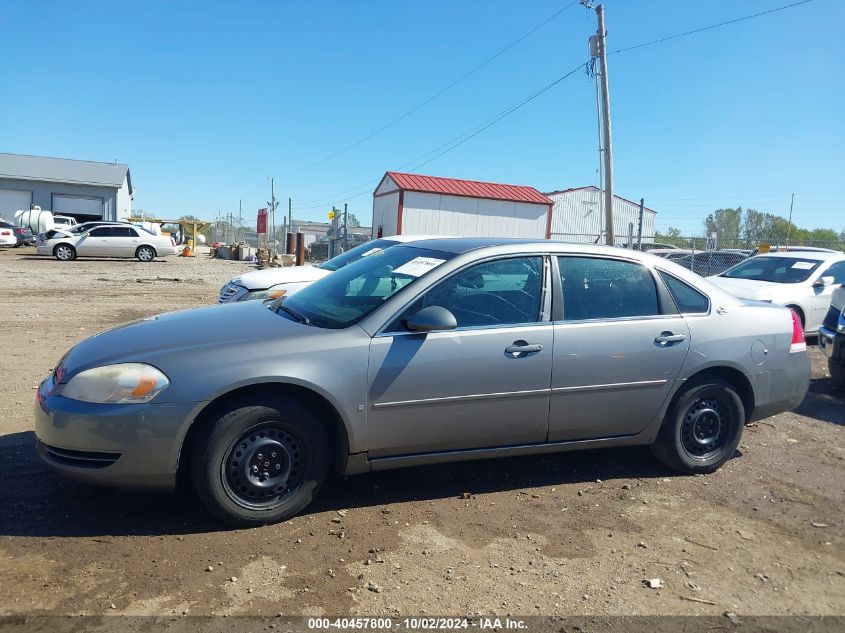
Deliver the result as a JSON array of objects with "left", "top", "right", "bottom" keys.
[{"left": 15, "top": 207, "right": 54, "bottom": 234}]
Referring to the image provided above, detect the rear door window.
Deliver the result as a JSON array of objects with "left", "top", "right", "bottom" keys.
[{"left": 557, "top": 256, "right": 659, "bottom": 320}]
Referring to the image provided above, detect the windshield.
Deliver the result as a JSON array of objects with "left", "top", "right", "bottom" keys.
[
  {"left": 721, "top": 256, "right": 822, "bottom": 283},
  {"left": 318, "top": 238, "right": 399, "bottom": 272},
  {"left": 280, "top": 245, "right": 454, "bottom": 329}
]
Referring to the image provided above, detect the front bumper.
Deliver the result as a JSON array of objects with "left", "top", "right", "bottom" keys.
[
  {"left": 34, "top": 379, "right": 203, "bottom": 490},
  {"left": 218, "top": 283, "right": 248, "bottom": 303},
  {"left": 818, "top": 326, "right": 843, "bottom": 363}
]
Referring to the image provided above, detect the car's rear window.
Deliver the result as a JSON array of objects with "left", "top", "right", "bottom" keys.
[{"left": 659, "top": 271, "right": 709, "bottom": 314}]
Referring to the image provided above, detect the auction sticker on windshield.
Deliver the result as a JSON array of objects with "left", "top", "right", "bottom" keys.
[
  {"left": 791, "top": 261, "right": 816, "bottom": 270},
  {"left": 393, "top": 257, "right": 446, "bottom": 277}
]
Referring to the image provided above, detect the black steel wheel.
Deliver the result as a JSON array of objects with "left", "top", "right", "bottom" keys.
[
  {"left": 190, "top": 395, "right": 329, "bottom": 526},
  {"left": 652, "top": 376, "right": 744, "bottom": 474},
  {"left": 221, "top": 424, "right": 305, "bottom": 510}
]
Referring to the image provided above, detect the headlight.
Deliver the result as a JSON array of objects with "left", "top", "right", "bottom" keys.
[
  {"left": 62, "top": 363, "right": 170, "bottom": 404},
  {"left": 242, "top": 286, "right": 287, "bottom": 302}
]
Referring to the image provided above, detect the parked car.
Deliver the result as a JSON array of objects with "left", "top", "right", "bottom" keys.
[
  {"left": 37, "top": 224, "right": 179, "bottom": 261},
  {"left": 0, "top": 220, "right": 35, "bottom": 246},
  {"left": 708, "top": 251, "right": 845, "bottom": 333},
  {"left": 219, "top": 235, "right": 447, "bottom": 303},
  {"left": 35, "top": 238, "right": 810, "bottom": 526},
  {"left": 671, "top": 250, "right": 749, "bottom": 277},
  {"left": 819, "top": 284, "right": 845, "bottom": 390},
  {"left": 0, "top": 225, "right": 17, "bottom": 248},
  {"left": 36, "top": 221, "right": 129, "bottom": 246},
  {"left": 751, "top": 245, "right": 838, "bottom": 256}
]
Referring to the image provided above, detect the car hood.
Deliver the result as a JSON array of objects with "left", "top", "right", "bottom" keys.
[
  {"left": 706, "top": 275, "right": 792, "bottom": 300},
  {"left": 58, "top": 301, "right": 315, "bottom": 380},
  {"left": 230, "top": 265, "right": 331, "bottom": 290}
]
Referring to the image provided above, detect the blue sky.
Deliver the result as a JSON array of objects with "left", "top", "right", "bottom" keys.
[{"left": 2, "top": 0, "right": 843, "bottom": 234}]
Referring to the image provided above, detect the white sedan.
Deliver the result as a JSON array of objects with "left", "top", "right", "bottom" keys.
[
  {"left": 708, "top": 250, "right": 845, "bottom": 334},
  {"left": 0, "top": 226, "right": 17, "bottom": 248},
  {"left": 38, "top": 224, "right": 180, "bottom": 262},
  {"left": 218, "top": 235, "right": 447, "bottom": 303}
]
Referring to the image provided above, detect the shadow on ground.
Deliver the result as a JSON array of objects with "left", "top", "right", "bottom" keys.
[
  {"left": 0, "top": 430, "right": 670, "bottom": 539},
  {"left": 794, "top": 377, "right": 845, "bottom": 426}
]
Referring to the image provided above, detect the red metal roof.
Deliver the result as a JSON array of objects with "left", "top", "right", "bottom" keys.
[{"left": 384, "top": 172, "right": 552, "bottom": 205}]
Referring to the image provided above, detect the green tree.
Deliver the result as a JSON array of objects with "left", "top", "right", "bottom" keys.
[
  {"left": 346, "top": 212, "right": 361, "bottom": 227},
  {"left": 704, "top": 208, "right": 742, "bottom": 239}
]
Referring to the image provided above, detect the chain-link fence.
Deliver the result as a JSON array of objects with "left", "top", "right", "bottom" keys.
[{"left": 550, "top": 233, "right": 845, "bottom": 277}]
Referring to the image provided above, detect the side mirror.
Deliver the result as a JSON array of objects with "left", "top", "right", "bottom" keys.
[
  {"left": 814, "top": 276, "right": 835, "bottom": 288},
  {"left": 405, "top": 306, "right": 458, "bottom": 333}
]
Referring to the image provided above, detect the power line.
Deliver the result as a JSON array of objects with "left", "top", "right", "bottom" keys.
[
  {"left": 292, "top": 62, "right": 588, "bottom": 210},
  {"left": 608, "top": 0, "right": 815, "bottom": 56},
  {"left": 292, "top": 0, "right": 817, "bottom": 212},
  {"left": 273, "top": 1, "right": 579, "bottom": 178}
]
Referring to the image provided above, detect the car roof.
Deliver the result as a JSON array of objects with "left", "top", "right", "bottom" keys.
[
  {"left": 752, "top": 250, "right": 845, "bottom": 261},
  {"left": 385, "top": 234, "right": 457, "bottom": 243},
  {"left": 394, "top": 237, "right": 677, "bottom": 260}
]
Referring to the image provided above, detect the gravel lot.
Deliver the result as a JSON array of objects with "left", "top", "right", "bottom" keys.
[{"left": 0, "top": 246, "right": 843, "bottom": 618}]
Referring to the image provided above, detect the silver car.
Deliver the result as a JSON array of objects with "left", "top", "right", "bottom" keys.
[{"left": 35, "top": 239, "right": 810, "bottom": 525}]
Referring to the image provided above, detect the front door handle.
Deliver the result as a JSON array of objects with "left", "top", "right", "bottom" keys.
[
  {"left": 505, "top": 342, "right": 544, "bottom": 355},
  {"left": 655, "top": 331, "right": 686, "bottom": 345}
]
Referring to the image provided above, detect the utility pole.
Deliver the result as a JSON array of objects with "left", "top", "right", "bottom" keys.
[
  {"left": 268, "top": 178, "right": 278, "bottom": 254},
  {"left": 637, "top": 198, "right": 645, "bottom": 250},
  {"left": 343, "top": 203, "right": 349, "bottom": 250},
  {"left": 288, "top": 197, "right": 292, "bottom": 239},
  {"left": 786, "top": 193, "right": 795, "bottom": 246},
  {"left": 585, "top": 2, "right": 615, "bottom": 246}
]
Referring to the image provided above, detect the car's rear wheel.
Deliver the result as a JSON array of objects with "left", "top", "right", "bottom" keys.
[
  {"left": 54, "top": 244, "right": 76, "bottom": 261},
  {"left": 652, "top": 377, "right": 745, "bottom": 474},
  {"left": 830, "top": 359, "right": 845, "bottom": 391},
  {"left": 136, "top": 245, "right": 156, "bottom": 262},
  {"left": 190, "top": 396, "right": 329, "bottom": 526}
]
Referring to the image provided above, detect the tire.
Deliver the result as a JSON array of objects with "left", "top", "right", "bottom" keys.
[
  {"left": 136, "top": 245, "right": 156, "bottom": 262},
  {"left": 652, "top": 377, "right": 745, "bottom": 474},
  {"left": 830, "top": 359, "right": 845, "bottom": 391},
  {"left": 54, "top": 243, "right": 76, "bottom": 261},
  {"left": 190, "top": 396, "right": 330, "bottom": 526}
]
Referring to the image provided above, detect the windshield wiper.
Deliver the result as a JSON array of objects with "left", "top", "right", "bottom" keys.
[{"left": 277, "top": 303, "right": 310, "bottom": 325}]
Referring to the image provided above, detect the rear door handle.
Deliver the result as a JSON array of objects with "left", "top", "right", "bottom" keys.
[
  {"left": 655, "top": 332, "right": 686, "bottom": 345},
  {"left": 505, "top": 342, "right": 544, "bottom": 355}
]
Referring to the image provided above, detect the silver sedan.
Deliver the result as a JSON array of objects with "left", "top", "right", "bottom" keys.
[{"left": 35, "top": 239, "right": 810, "bottom": 525}]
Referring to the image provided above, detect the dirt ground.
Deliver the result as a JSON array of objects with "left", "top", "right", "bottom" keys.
[{"left": 0, "top": 246, "right": 843, "bottom": 619}]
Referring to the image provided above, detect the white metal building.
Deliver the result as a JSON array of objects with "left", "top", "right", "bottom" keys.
[
  {"left": 372, "top": 171, "right": 553, "bottom": 239},
  {"left": 0, "top": 153, "right": 133, "bottom": 222},
  {"left": 545, "top": 186, "right": 656, "bottom": 245}
]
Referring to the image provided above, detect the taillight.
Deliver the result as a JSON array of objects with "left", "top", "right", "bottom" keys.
[
  {"left": 789, "top": 309, "right": 806, "bottom": 353},
  {"left": 1, "top": 230, "right": 11, "bottom": 236}
]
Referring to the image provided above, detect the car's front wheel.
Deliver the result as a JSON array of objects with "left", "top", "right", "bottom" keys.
[
  {"left": 190, "top": 396, "right": 330, "bottom": 526},
  {"left": 652, "top": 377, "right": 745, "bottom": 474},
  {"left": 136, "top": 245, "right": 156, "bottom": 262},
  {"left": 54, "top": 243, "right": 76, "bottom": 261}
]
